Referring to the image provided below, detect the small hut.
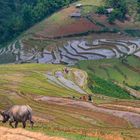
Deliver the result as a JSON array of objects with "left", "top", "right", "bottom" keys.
[
  {"left": 106, "top": 8, "right": 114, "bottom": 14},
  {"left": 70, "top": 12, "right": 81, "bottom": 18},
  {"left": 75, "top": 3, "right": 82, "bottom": 8}
]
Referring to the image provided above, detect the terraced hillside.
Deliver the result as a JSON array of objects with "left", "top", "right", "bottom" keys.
[
  {"left": 1, "top": 0, "right": 140, "bottom": 65},
  {"left": 1, "top": 0, "right": 140, "bottom": 139},
  {"left": 77, "top": 55, "right": 140, "bottom": 85},
  {"left": 1, "top": 63, "right": 140, "bottom": 139},
  {"left": 1, "top": 38, "right": 140, "bottom": 65},
  {"left": 76, "top": 55, "right": 140, "bottom": 98},
  {"left": 0, "top": 64, "right": 89, "bottom": 97}
]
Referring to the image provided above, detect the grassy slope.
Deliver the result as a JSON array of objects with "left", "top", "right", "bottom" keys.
[
  {"left": 22, "top": 0, "right": 103, "bottom": 39},
  {"left": 15, "top": 0, "right": 140, "bottom": 58},
  {"left": 0, "top": 63, "right": 86, "bottom": 98},
  {"left": 1, "top": 62, "right": 140, "bottom": 140},
  {"left": 0, "top": 63, "right": 127, "bottom": 140},
  {"left": 75, "top": 0, "right": 103, "bottom": 6},
  {"left": 23, "top": 0, "right": 139, "bottom": 37},
  {"left": 0, "top": 63, "right": 97, "bottom": 140},
  {"left": 76, "top": 56, "right": 140, "bottom": 86},
  {"left": 1, "top": 1, "right": 140, "bottom": 139}
]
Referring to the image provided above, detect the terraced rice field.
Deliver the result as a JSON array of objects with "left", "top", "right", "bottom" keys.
[
  {"left": 0, "top": 64, "right": 90, "bottom": 97},
  {"left": 76, "top": 55, "right": 140, "bottom": 86},
  {"left": 1, "top": 0, "right": 140, "bottom": 65},
  {"left": 0, "top": 63, "right": 140, "bottom": 139},
  {"left": 0, "top": 38, "right": 139, "bottom": 65},
  {"left": 1, "top": 0, "right": 140, "bottom": 139}
]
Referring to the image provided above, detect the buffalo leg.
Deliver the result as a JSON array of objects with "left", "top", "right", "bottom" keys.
[
  {"left": 30, "top": 120, "right": 34, "bottom": 128},
  {"left": 22, "top": 121, "right": 26, "bottom": 128},
  {"left": 28, "top": 115, "right": 34, "bottom": 128},
  {"left": 15, "top": 121, "right": 18, "bottom": 128},
  {"left": 9, "top": 120, "right": 14, "bottom": 128}
]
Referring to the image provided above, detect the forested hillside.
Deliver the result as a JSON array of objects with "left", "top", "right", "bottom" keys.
[
  {"left": 0, "top": 0, "right": 76, "bottom": 48},
  {"left": 1, "top": 0, "right": 140, "bottom": 48}
]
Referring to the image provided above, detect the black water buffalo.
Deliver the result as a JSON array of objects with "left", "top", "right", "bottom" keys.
[{"left": 0, "top": 105, "right": 34, "bottom": 128}]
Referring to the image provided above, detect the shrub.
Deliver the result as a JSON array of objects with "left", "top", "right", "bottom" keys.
[
  {"left": 108, "top": 13, "right": 116, "bottom": 23},
  {"left": 88, "top": 73, "right": 134, "bottom": 99},
  {"left": 96, "top": 6, "right": 107, "bottom": 14}
]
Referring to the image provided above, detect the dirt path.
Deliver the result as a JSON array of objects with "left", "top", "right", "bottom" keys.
[
  {"left": 36, "top": 96, "right": 140, "bottom": 128},
  {"left": 0, "top": 127, "right": 66, "bottom": 140}
]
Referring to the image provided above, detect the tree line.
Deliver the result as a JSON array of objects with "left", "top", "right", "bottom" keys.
[{"left": 0, "top": 0, "right": 76, "bottom": 47}]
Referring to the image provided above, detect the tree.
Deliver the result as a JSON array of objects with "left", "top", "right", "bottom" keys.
[
  {"left": 106, "top": 0, "right": 127, "bottom": 21},
  {"left": 32, "top": 2, "right": 46, "bottom": 21},
  {"left": 108, "top": 12, "right": 116, "bottom": 23},
  {"left": 137, "top": 0, "right": 140, "bottom": 13},
  {"left": 0, "top": 0, "right": 77, "bottom": 46},
  {"left": 96, "top": 6, "right": 107, "bottom": 14},
  {"left": 22, "top": 3, "right": 33, "bottom": 27},
  {"left": 106, "top": 0, "right": 126, "bottom": 9}
]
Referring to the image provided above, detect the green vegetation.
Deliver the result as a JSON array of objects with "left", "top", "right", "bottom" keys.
[
  {"left": 0, "top": 123, "right": 100, "bottom": 140},
  {"left": 76, "top": 56, "right": 140, "bottom": 86},
  {"left": 0, "top": 63, "right": 82, "bottom": 98},
  {"left": 107, "top": 0, "right": 127, "bottom": 20},
  {"left": 96, "top": 6, "right": 107, "bottom": 15},
  {"left": 1, "top": 0, "right": 140, "bottom": 139},
  {"left": 0, "top": 0, "right": 77, "bottom": 47},
  {"left": 88, "top": 74, "right": 134, "bottom": 99},
  {"left": 76, "top": 0, "right": 103, "bottom": 6},
  {"left": 81, "top": 5, "right": 98, "bottom": 16},
  {"left": 0, "top": 63, "right": 125, "bottom": 140},
  {"left": 95, "top": 0, "right": 140, "bottom": 24},
  {"left": 1, "top": 0, "right": 140, "bottom": 48},
  {"left": 125, "top": 29, "right": 140, "bottom": 37},
  {"left": 0, "top": 53, "right": 16, "bottom": 64},
  {"left": 127, "top": 0, "right": 140, "bottom": 21},
  {"left": 96, "top": 0, "right": 127, "bottom": 23},
  {"left": 76, "top": 55, "right": 140, "bottom": 98},
  {"left": 29, "top": 124, "right": 101, "bottom": 140},
  {"left": 130, "top": 86, "right": 140, "bottom": 91},
  {"left": 79, "top": 0, "right": 104, "bottom": 16}
]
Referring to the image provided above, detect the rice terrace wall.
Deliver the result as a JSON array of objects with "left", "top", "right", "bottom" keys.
[{"left": 1, "top": 38, "right": 140, "bottom": 65}]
